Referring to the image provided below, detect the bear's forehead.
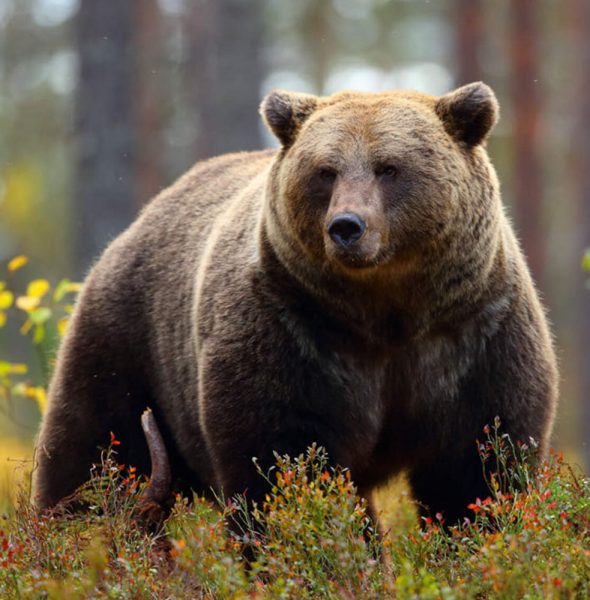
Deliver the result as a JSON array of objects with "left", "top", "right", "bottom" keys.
[
  {"left": 316, "top": 92, "right": 436, "bottom": 127},
  {"left": 295, "top": 94, "right": 446, "bottom": 162},
  {"left": 326, "top": 89, "right": 433, "bottom": 104}
]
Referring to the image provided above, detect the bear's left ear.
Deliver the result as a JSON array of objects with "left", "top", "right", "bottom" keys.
[
  {"left": 260, "top": 89, "right": 319, "bottom": 147},
  {"left": 435, "top": 82, "right": 499, "bottom": 147}
]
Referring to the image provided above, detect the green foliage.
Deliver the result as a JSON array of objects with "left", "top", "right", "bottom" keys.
[
  {"left": 0, "top": 256, "right": 80, "bottom": 419},
  {"left": 1, "top": 256, "right": 80, "bottom": 348},
  {"left": 388, "top": 421, "right": 590, "bottom": 599},
  {"left": 247, "top": 446, "right": 384, "bottom": 597},
  {"left": 0, "top": 429, "right": 587, "bottom": 598}
]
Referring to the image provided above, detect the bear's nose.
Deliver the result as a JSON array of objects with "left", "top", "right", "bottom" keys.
[{"left": 327, "top": 213, "right": 367, "bottom": 247}]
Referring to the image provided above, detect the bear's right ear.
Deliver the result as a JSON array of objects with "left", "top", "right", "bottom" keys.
[
  {"left": 435, "top": 82, "right": 499, "bottom": 147},
  {"left": 260, "top": 90, "right": 319, "bottom": 147}
]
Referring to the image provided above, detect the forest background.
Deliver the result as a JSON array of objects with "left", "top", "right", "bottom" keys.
[{"left": 0, "top": 0, "right": 588, "bottom": 490}]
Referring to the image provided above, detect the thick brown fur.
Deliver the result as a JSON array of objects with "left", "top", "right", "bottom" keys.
[{"left": 34, "top": 83, "right": 557, "bottom": 525}]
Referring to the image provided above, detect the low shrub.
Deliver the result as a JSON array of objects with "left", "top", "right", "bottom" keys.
[{"left": 0, "top": 422, "right": 586, "bottom": 598}]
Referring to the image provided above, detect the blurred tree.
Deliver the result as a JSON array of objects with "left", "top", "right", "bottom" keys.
[
  {"left": 75, "top": 0, "right": 165, "bottom": 275},
  {"left": 75, "top": 1, "right": 136, "bottom": 274},
  {"left": 509, "top": 0, "right": 544, "bottom": 284},
  {"left": 571, "top": 0, "right": 590, "bottom": 467},
  {"left": 135, "top": 0, "right": 165, "bottom": 208},
  {"left": 301, "top": 0, "right": 333, "bottom": 94},
  {"left": 0, "top": 0, "right": 73, "bottom": 273},
  {"left": 454, "top": 0, "right": 483, "bottom": 85},
  {"left": 185, "top": 0, "right": 265, "bottom": 159}
]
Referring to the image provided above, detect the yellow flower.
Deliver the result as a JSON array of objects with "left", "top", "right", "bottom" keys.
[
  {"left": 7, "top": 255, "right": 28, "bottom": 272},
  {"left": 31, "top": 386, "right": 47, "bottom": 415},
  {"left": 26, "top": 279, "right": 50, "bottom": 299},
  {"left": 0, "top": 290, "right": 13, "bottom": 310},
  {"left": 57, "top": 317, "right": 69, "bottom": 337},
  {"left": 16, "top": 296, "right": 39, "bottom": 311}
]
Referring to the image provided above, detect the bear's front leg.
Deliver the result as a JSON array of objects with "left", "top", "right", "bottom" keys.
[
  {"left": 407, "top": 445, "right": 489, "bottom": 524},
  {"left": 408, "top": 301, "right": 557, "bottom": 525},
  {"left": 198, "top": 347, "right": 330, "bottom": 508},
  {"left": 195, "top": 320, "right": 371, "bottom": 514}
]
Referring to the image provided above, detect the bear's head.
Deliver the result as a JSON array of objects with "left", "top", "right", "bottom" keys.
[{"left": 261, "top": 83, "right": 500, "bottom": 287}]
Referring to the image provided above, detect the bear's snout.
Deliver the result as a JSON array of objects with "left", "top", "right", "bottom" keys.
[{"left": 327, "top": 212, "right": 366, "bottom": 247}]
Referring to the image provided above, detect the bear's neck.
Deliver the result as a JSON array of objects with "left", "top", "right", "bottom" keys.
[{"left": 259, "top": 215, "right": 513, "bottom": 347}]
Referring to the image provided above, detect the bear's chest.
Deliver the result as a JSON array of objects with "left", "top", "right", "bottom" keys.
[
  {"left": 394, "top": 333, "right": 479, "bottom": 406},
  {"left": 296, "top": 345, "right": 389, "bottom": 472},
  {"left": 318, "top": 323, "right": 482, "bottom": 440},
  {"left": 367, "top": 329, "right": 485, "bottom": 465}
]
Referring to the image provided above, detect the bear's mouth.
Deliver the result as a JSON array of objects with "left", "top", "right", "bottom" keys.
[
  {"left": 325, "top": 245, "right": 386, "bottom": 271},
  {"left": 323, "top": 227, "right": 386, "bottom": 271}
]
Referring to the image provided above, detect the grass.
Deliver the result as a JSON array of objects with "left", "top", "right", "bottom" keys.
[
  {"left": 0, "top": 438, "right": 33, "bottom": 514},
  {"left": 0, "top": 422, "right": 587, "bottom": 599}
]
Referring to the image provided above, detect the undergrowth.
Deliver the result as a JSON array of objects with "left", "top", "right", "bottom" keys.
[{"left": 0, "top": 422, "right": 587, "bottom": 599}]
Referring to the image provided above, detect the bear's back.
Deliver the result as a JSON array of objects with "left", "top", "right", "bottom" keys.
[
  {"left": 69, "top": 150, "right": 274, "bottom": 481},
  {"left": 91, "top": 149, "right": 275, "bottom": 296}
]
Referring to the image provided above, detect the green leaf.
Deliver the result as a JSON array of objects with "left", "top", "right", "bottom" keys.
[
  {"left": 0, "top": 361, "right": 27, "bottom": 377},
  {"left": 10, "top": 382, "right": 27, "bottom": 396},
  {"left": 0, "top": 361, "right": 12, "bottom": 377},
  {"left": 33, "top": 324, "right": 45, "bottom": 344},
  {"left": 53, "top": 278, "right": 70, "bottom": 303},
  {"left": 30, "top": 307, "right": 52, "bottom": 325},
  {"left": 53, "top": 279, "right": 82, "bottom": 302},
  {"left": 582, "top": 249, "right": 590, "bottom": 272}
]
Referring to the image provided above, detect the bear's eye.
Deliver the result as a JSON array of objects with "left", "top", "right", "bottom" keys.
[
  {"left": 376, "top": 165, "right": 398, "bottom": 179},
  {"left": 318, "top": 168, "right": 337, "bottom": 183}
]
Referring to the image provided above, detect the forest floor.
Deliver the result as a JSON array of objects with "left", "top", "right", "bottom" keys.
[{"left": 0, "top": 422, "right": 588, "bottom": 599}]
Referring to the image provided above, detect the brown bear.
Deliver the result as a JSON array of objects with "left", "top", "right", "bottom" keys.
[{"left": 34, "top": 82, "right": 558, "bottom": 525}]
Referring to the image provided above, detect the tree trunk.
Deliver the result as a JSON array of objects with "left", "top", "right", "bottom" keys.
[
  {"left": 74, "top": 0, "right": 164, "bottom": 275},
  {"left": 301, "top": 1, "right": 333, "bottom": 94},
  {"left": 570, "top": 0, "right": 590, "bottom": 468},
  {"left": 454, "top": 0, "right": 483, "bottom": 86},
  {"left": 74, "top": 1, "right": 136, "bottom": 275},
  {"left": 134, "top": 0, "right": 165, "bottom": 208},
  {"left": 509, "top": 0, "right": 544, "bottom": 284},
  {"left": 185, "top": 0, "right": 265, "bottom": 160}
]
